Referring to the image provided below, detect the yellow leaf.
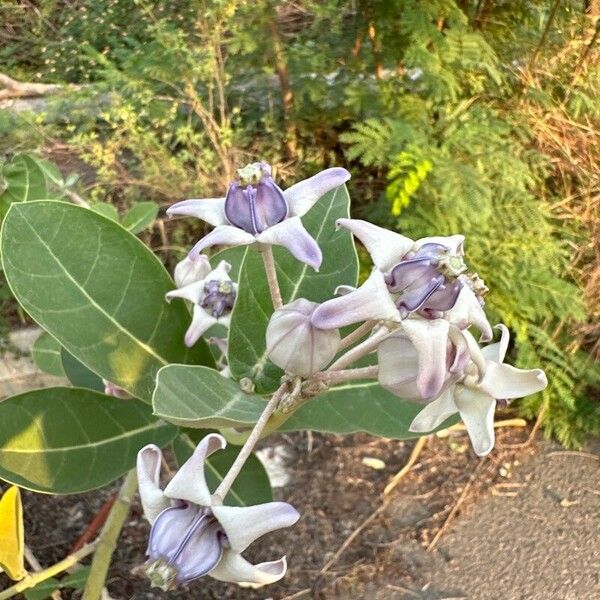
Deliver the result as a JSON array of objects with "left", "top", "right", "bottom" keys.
[{"left": 0, "top": 486, "right": 26, "bottom": 580}]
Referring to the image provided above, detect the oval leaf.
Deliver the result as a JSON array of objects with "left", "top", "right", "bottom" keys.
[
  {"left": 0, "top": 486, "right": 25, "bottom": 581},
  {"left": 0, "top": 387, "right": 177, "bottom": 494},
  {"left": 122, "top": 201, "right": 159, "bottom": 234},
  {"left": 173, "top": 433, "right": 272, "bottom": 507},
  {"left": 153, "top": 364, "right": 266, "bottom": 429},
  {"left": 1, "top": 201, "right": 213, "bottom": 401},
  {"left": 61, "top": 347, "right": 104, "bottom": 392},
  {"left": 280, "top": 381, "right": 457, "bottom": 439},
  {"left": 31, "top": 332, "right": 65, "bottom": 377},
  {"left": 228, "top": 185, "right": 358, "bottom": 393}
]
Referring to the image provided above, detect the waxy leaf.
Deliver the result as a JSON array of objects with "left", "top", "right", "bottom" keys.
[
  {"left": 0, "top": 387, "right": 176, "bottom": 494},
  {"left": 153, "top": 364, "right": 266, "bottom": 429},
  {"left": 122, "top": 201, "right": 159, "bottom": 234},
  {"left": 0, "top": 486, "right": 25, "bottom": 581},
  {"left": 228, "top": 185, "right": 358, "bottom": 393},
  {"left": 0, "top": 155, "right": 49, "bottom": 217},
  {"left": 91, "top": 203, "right": 119, "bottom": 222},
  {"left": 61, "top": 347, "right": 104, "bottom": 392},
  {"left": 1, "top": 201, "right": 213, "bottom": 401},
  {"left": 280, "top": 381, "right": 457, "bottom": 439},
  {"left": 31, "top": 332, "right": 65, "bottom": 377},
  {"left": 173, "top": 433, "right": 272, "bottom": 507}
]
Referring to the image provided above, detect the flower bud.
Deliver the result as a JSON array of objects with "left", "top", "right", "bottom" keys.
[
  {"left": 266, "top": 299, "right": 341, "bottom": 377},
  {"left": 174, "top": 254, "right": 211, "bottom": 288}
]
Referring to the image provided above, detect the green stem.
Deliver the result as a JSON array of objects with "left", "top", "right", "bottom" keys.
[
  {"left": 0, "top": 544, "right": 97, "bottom": 600},
  {"left": 260, "top": 245, "right": 283, "bottom": 309},
  {"left": 81, "top": 470, "right": 138, "bottom": 600}
]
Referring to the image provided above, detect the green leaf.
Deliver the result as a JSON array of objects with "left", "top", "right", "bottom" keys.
[
  {"left": 31, "top": 333, "right": 65, "bottom": 377},
  {"left": 24, "top": 579, "right": 60, "bottom": 600},
  {"left": 228, "top": 185, "right": 358, "bottom": 393},
  {"left": 0, "top": 387, "right": 177, "bottom": 494},
  {"left": 153, "top": 364, "right": 266, "bottom": 429},
  {"left": 173, "top": 433, "right": 272, "bottom": 507},
  {"left": 61, "top": 347, "right": 104, "bottom": 392},
  {"left": 122, "top": 201, "right": 159, "bottom": 234},
  {"left": 280, "top": 381, "right": 457, "bottom": 438},
  {"left": 61, "top": 566, "right": 91, "bottom": 589},
  {"left": 1, "top": 201, "right": 213, "bottom": 401},
  {"left": 0, "top": 155, "right": 50, "bottom": 219},
  {"left": 91, "top": 203, "right": 119, "bottom": 222}
]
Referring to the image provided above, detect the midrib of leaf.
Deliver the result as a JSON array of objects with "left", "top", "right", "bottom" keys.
[
  {"left": 11, "top": 210, "right": 169, "bottom": 367},
  {"left": 0, "top": 420, "right": 166, "bottom": 453}
]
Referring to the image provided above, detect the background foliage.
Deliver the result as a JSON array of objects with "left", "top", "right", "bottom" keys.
[{"left": 0, "top": 0, "right": 599, "bottom": 446}]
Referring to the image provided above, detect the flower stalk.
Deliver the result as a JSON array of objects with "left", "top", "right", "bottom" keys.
[
  {"left": 316, "top": 365, "right": 379, "bottom": 384},
  {"left": 260, "top": 244, "right": 283, "bottom": 309},
  {"left": 327, "top": 326, "right": 393, "bottom": 371},
  {"left": 81, "top": 470, "right": 138, "bottom": 600}
]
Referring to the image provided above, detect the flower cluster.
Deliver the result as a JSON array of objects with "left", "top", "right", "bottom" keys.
[{"left": 138, "top": 161, "right": 546, "bottom": 592}]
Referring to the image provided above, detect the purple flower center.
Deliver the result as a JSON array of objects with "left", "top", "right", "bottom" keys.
[
  {"left": 146, "top": 504, "right": 228, "bottom": 589},
  {"left": 224, "top": 162, "right": 289, "bottom": 234},
  {"left": 201, "top": 279, "right": 236, "bottom": 318},
  {"left": 386, "top": 243, "right": 465, "bottom": 318}
]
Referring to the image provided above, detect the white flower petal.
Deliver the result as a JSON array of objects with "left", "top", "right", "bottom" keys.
[
  {"left": 163, "top": 433, "right": 227, "bottom": 506},
  {"left": 167, "top": 197, "right": 227, "bottom": 227},
  {"left": 209, "top": 550, "right": 288, "bottom": 588},
  {"left": 311, "top": 269, "right": 400, "bottom": 329},
  {"left": 480, "top": 362, "right": 547, "bottom": 400},
  {"left": 481, "top": 324, "right": 510, "bottom": 363},
  {"left": 189, "top": 226, "right": 256, "bottom": 258},
  {"left": 444, "top": 284, "right": 493, "bottom": 342},
  {"left": 336, "top": 218, "right": 414, "bottom": 272},
  {"left": 165, "top": 279, "right": 205, "bottom": 304},
  {"left": 377, "top": 335, "right": 421, "bottom": 399},
  {"left": 174, "top": 254, "right": 212, "bottom": 288},
  {"left": 454, "top": 387, "right": 496, "bottom": 456},
  {"left": 136, "top": 445, "right": 169, "bottom": 524},
  {"left": 211, "top": 502, "right": 300, "bottom": 553},
  {"left": 256, "top": 216, "right": 322, "bottom": 271},
  {"left": 204, "top": 259, "right": 232, "bottom": 282},
  {"left": 414, "top": 234, "right": 465, "bottom": 255},
  {"left": 184, "top": 305, "right": 218, "bottom": 347},
  {"left": 401, "top": 318, "right": 451, "bottom": 399},
  {"left": 284, "top": 167, "right": 350, "bottom": 217},
  {"left": 409, "top": 388, "right": 458, "bottom": 433}
]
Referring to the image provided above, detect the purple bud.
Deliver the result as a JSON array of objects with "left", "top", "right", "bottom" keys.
[
  {"left": 201, "top": 279, "right": 236, "bottom": 318},
  {"left": 224, "top": 163, "right": 288, "bottom": 234},
  {"left": 146, "top": 504, "right": 227, "bottom": 589}
]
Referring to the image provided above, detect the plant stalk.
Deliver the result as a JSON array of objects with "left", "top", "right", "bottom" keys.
[
  {"left": 0, "top": 544, "right": 97, "bottom": 600},
  {"left": 260, "top": 245, "right": 283, "bottom": 309},
  {"left": 212, "top": 384, "right": 287, "bottom": 503},
  {"left": 328, "top": 326, "right": 391, "bottom": 371},
  {"left": 81, "top": 470, "right": 138, "bottom": 600},
  {"left": 338, "top": 320, "right": 377, "bottom": 351},
  {"left": 316, "top": 365, "right": 379, "bottom": 384}
]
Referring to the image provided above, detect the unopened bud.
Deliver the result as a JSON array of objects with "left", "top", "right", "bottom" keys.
[
  {"left": 266, "top": 299, "right": 340, "bottom": 377},
  {"left": 174, "top": 254, "right": 211, "bottom": 287}
]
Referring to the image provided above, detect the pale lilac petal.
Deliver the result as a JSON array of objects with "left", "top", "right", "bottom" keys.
[
  {"left": 480, "top": 362, "right": 547, "bottom": 400},
  {"left": 184, "top": 306, "right": 217, "bottom": 347},
  {"left": 377, "top": 335, "right": 421, "bottom": 399},
  {"left": 458, "top": 329, "right": 487, "bottom": 382},
  {"left": 205, "top": 259, "right": 232, "bottom": 282},
  {"left": 284, "top": 167, "right": 350, "bottom": 217},
  {"left": 401, "top": 318, "right": 451, "bottom": 399},
  {"left": 189, "top": 226, "right": 256, "bottom": 259},
  {"left": 137, "top": 445, "right": 169, "bottom": 524},
  {"left": 254, "top": 179, "right": 288, "bottom": 229},
  {"left": 336, "top": 218, "right": 414, "bottom": 272},
  {"left": 173, "top": 519, "right": 224, "bottom": 581},
  {"left": 174, "top": 254, "right": 212, "bottom": 288},
  {"left": 413, "top": 234, "right": 465, "bottom": 255},
  {"left": 481, "top": 324, "right": 510, "bottom": 363},
  {"left": 164, "top": 433, "right": 227, "bottom": 506},
  {"left": 148, "top": 504, "right": 199, "bottom": 561},
  {"left": 256, "top": 216, "right": 322, "bottom": 270},
  {"left": 454, "top": 387, "right": 496, "bottom": 456},
  {"left": 311, "top": 269, "right": 400, "bottom": 329},
  {"left": 409, "top": 389, "right": 458, "bottom": 433},
  {"left": 444, "top": 284, "right": 493, "bottom": 342},
  {"left": 165, "top": 280, "right": 205, "bottom": 304},
  {"left": 211, "top": 502, "right": 300, "bottom": 553},
  {"left": 167, "top": 198, "right": 227, "bottom": 227},
  {"left": 422, "top": 280, "right": 462, "bottom": 312},
  {"left": 395, "top": 272, "right": 445, "bottom": 317},
  {"left": 209, "top": 551, "right": 288, "bottom": 588}
]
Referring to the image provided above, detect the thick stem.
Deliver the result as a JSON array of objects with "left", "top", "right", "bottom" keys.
[
  {"left": 316, "top": 365, "right": 379, "bottom": 384},
  {"left": 260, "top": 245, "right": 283, "bottom": 309},
  {"left": 529, "top": 0, "right": 562, "bottom": 70},
  {"left": 81, "top": 470, "right": 137, "bottom": 600},
  {"left": 212, "top": 385, "right": 286, "bottom": 503},
  {"left": 327, "top": 327, "right": 391, "bottom": 371},
  {"left": 338, "top": 320, "right": 377, "bottom": 351},
  {"left": 0, "top": 544, "right": 97, "bottom": 600}
]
